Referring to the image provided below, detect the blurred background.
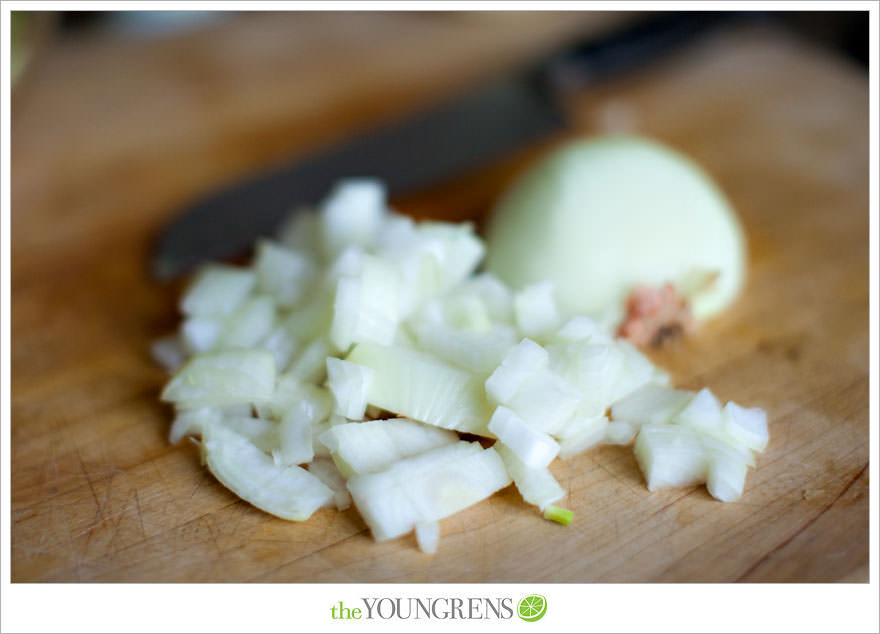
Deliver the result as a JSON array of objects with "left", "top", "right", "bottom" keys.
[
  {"left": 10, "top": 10, "right": 868, "bottom": 261},
  {"left": 10, "top": 10, "right": 871, "bottom": 584},
  {"left": 10, "top": 10, "right": 869, "bottom": 277}
]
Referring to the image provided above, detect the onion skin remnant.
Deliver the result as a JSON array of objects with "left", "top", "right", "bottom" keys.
[{"left": 617, "top": 282, "right": 695, "bottom": 347}]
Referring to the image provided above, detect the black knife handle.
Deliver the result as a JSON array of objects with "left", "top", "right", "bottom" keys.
[{"left": 534, "top": 11, "right": 743, "bottom": 100}]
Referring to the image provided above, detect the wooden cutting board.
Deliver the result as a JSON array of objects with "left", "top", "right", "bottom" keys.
[{"left": 11, "top": 12, "right": 869, "bottom": 582}]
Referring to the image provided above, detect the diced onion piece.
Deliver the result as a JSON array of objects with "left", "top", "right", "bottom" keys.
[
  {"left": 161, "top": 349, "right": 276, "bottom": 408},
  {"left": 202, "top": 421, "right": 334, "bottom": 521},
  {"left": 633, "top": 424, "right": 707, "bottom": 491},
  {"left": 415, "top": 521, "right": 440, "bottom": 554},
  {"left": 320, "top": 418, "right": 457, "bottom": 477},
  {"left": 263, "top": 376, "right": 332, "bottom": 424},
  {"left": 514, "top": 281, "right": 562, "bottom": 340},
  {"left": 319, "top": 179, "right": 386, "bottom": 259},
  {"left": 484, "top": 338, "right": 548, "bottom": 405},
  {"left": 604, "top": 420, "right": 638, "bottom": 445},
  {"left": 505, "top": 370, "right": 581, "bottom": 435},
  {"left": 327, "top": 413, "right": 348, "bottom": 426},
  {"left": 325, "top": 358, "right": 374, "bottom": 420},
  {"left": 346, "top": 441, "right": 511, "bottom": 541},
  {"left": 556, "top": 415, "right": 609, "bottom": 459},
  {"left": 151, "top": 334, "right": 187, "bottom": 373},
  {"left": 277, "top": 207, "right": 321, "bottom": 257},
  {"left": 374, "top": 216, "right": 445, "bottom": 302},
  {"left": 330, "top": 255, "right": 407, "bottom": 351},
  {"left": 329, "top": 277, "right": 360, "bottom": 351},
  {"left": 181, "top": 316, "right": 224, "bottom": 354},
  {"left": 347, "top": 342, "right": 493, "bottom": 436},
  {"left": 219, "top": 404, "right": 256, "bottom": 418},
  {"left": 548, "top": 341, "right": 622, "bottom": 418},
  {"left": 709, "top": 436, "right": 754, "bottom": 471},
  {"left": 310, "top": 418, "right": 333, "bottom": 458},
  {"left": 374, "top": 419, "right": 458, "bottom": 456},
  {"left": 437, "top": 292, "right": 491, "bottom": 333},
  {"left": 169, "top": 407, "right": 222, "bottom": 444},
  {"left": 673, "top": 387, "right": 723, "bottom": 433},
  {"left": 259, "top": 326, "right": 298, "bottom": 374},
  {"left": 222, "top": 415, "right": 280, "bottom": 454},
  {"left": 255, "top": 240, "right": 316, "bottom": 308},
  {"left": 287, "top": 339, "right": 332, "bottom": 385},
  {"left": 702, "top": 436, "right": 749, "bottom": 502},
  {"left": 282, "top": 284, "right": 335, "bottom": 343},
  {"left": 180, "top": 264, "right": 255, "bottom": 317},
  {"left": 723, "top": 401, "right": 769, "bottom": 452},
  {"left": 553, "top": 315, "right": 612, "bottom": 344},
  {"left": 393, "top": 325, "right": 417, "bottom": 348},
  {"left": 373, "top": 213, "right": 418, "bottom": 254},
  {"left": 700, "top": 429, "right": 755, "bottom": 468},
  {"left": 608, "top": 339, "right": 664, "bottom": 402},
  {"left": 610, "top": 384, "right": 695, "bottom": 427},
  {"left": 462, "top": 272, "right": 514, "bottom": 324},
  {"left": 417, "top": 221, "right": 485, "bottom": 291},
  {"left": 307, "top": 458, "right": 351, "bottom": 510},
  {"left": 543, "top": 505, "right": 573, "bottom": 526},
  {"left": 495, "top": 443, "right": 565, "bottom": 510},
  {"left": 215, "top": 295, "right": 276, "bottom": 349},
  {"left": 488, "top": 407, "right": 559, "bottom": 469},
  {"left": 328, "top": 245, "right": 366, "bottom": 280},
  {"left": 411, "top": 321, "right": 518, "bottom": 376},
  {"left": 412, "top": 298, "right": 445, "bottom": 328},
  {"left": 279, "top": 402, "right": 317, "bottom": 465}
]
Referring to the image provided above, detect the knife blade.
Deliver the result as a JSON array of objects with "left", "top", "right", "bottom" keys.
[{"left": 153, "top": 11, "right": 733, "bottom": 280}]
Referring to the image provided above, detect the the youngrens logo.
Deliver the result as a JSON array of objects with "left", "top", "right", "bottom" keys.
[
  {"left": 329, "top": 595, "right": 547, "bottom": 622},
  {"left": 517, "top": 594, "right": 547, "bottom": 622}
]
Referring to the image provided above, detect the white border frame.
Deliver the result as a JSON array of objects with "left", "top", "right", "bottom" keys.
[{"left": 1, "top": 2, "right": 877, "bottom": 633}]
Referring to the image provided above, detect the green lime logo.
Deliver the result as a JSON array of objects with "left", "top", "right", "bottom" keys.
[{"left": 517, "top": 594, "right": 547, "bottom": 622}]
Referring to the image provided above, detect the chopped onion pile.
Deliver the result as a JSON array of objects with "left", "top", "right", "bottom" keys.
[{"left": 156, "top": 178, "right": 768, "bottom": 553}]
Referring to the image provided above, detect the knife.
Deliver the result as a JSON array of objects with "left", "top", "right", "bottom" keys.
[{"left": 153, "top": 11, "right": 736, "bottom": 280}]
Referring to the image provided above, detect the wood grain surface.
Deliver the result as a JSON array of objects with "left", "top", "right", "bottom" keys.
[{"left": 11, "top": 12, "right": 869, "bottom": 582}]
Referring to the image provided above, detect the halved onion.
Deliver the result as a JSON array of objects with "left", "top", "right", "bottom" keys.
[{"left": 485, "top": 135, "right": 746, "bottom": 321}]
